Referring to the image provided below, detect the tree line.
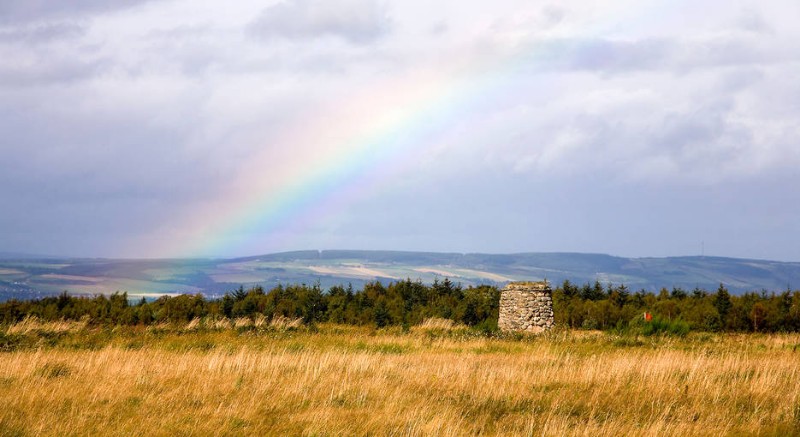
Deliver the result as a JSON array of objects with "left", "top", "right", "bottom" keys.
[
  {"left": 553, "top": 280, "right": 800, "bottom": 332},
  {"left": 0, "top": 279, "right": 499, "bottom": 331},
  {"left": 1, "top": 279, "right": 799, "bottom": 332}
]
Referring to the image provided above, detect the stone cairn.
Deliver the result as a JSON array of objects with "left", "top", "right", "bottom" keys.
[{"left": 498, "top": 281, "right": 554, "bottom": 333}]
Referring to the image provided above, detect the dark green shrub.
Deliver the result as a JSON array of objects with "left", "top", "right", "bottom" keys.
[{"left": 640, "top": 316, "right": 690, "bottom": 337}]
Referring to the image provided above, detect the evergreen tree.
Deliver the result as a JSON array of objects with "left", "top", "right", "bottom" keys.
[
  {"left": 714, "top": 284, "right": 732, "bottom": 326},
  {"left": 374, "top": 299, "right": 390, "bottom": 328}
]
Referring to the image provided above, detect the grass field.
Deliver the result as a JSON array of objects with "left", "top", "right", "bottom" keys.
[{"left": 1, "top": 320, "right": 799, "bottom": 436}]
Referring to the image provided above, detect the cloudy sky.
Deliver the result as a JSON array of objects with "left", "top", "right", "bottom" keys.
[{"left": 1, "top": 0, "right": 799, "bottom": 260}]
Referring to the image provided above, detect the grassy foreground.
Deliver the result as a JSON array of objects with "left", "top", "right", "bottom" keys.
[{"left": 1, "top": 321, "right": 799, "bottom": 436}]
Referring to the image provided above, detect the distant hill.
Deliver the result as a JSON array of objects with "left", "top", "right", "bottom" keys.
[{"left": 1, "top": 250, "right": 799, "bottom": 300}]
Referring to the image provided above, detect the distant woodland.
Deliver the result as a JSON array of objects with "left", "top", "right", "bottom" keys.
[{"left": 1, "top": 279, "right": 800, "bottom": 333}]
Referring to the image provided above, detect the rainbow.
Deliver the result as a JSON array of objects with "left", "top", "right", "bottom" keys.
[{"left": 138, "top": 4, "right": 645, "bottom": 258}]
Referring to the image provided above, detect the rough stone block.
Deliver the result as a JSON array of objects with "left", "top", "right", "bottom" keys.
[{"left": 497, "top": 281, "right": 554, "bottom": 333}]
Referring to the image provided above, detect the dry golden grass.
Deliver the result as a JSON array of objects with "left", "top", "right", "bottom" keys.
[
  {"left": 5, "top": 316, "right": 89, "bottom": 335},
  {"left": 269, "top": 315, "right": 302, "bottom": 330},
  {"left": 414, "top": 317, "right": 465, "bottom": 331},
  {"left": 0, "top": 325, "right": 799, "bottom": 436}
]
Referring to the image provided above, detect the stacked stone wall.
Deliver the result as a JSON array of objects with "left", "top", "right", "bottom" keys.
[{"left": 498, "top": 281, "right": 554, "bottom": 333}]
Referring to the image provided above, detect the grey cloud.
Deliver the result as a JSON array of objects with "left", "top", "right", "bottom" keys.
[
  {"left": 141, "top": 35, "right": 223, "bottom": 77},
  {"left": 736, "top": 8, "right": 771, "bottom": 34},
  {"left": 248, "top": 0, "right": 391, "bottom": 44},
  {"left": 566, "top": 107, "right": 751, "bottom": 180},
  {"left": 523, "top": 37, "right": 673, "bottom": 74},
  {"left": 475, "top": 70, "right": 784, "bottom": 185},
  {"left": 528, "top": 35, "right": 797, "bottom": 74},
  {"left": 674, "top": 36, "right": 768, "bottom": 70},
  {"left": 715, "top": 67, "right": 764, "bottom": 93},
  {"left": 0, "top": 92, "right": 207, "bottom": 204},
  {"left": 0, "top": 0, "right": 157, "bottom": 24},
  {"left": 656, "top": 112, "right": 725, "bottom": 154},
  {"left": 147, "top": 24, "right": 215, "bottom": 40},
  {"left": 0, "top": 54, "right": 104, "bottom": 87},
  {"left": 430, "top": 21, "right": 448, "bottom": 36},
  {"left": 558, "top": 37, "right": 671, "bottom": 72},
  {"left": 541, "top": 5, "right": 565, "bottom": 27},
  {"left": 0, "top": 22, "right": 85, "bottom": 43},
  {"left": 651, "top": 104, "right": 755, "bottom": 172},
  {"left": 0, "top": 79, "right": 282, "bottom": 257}
]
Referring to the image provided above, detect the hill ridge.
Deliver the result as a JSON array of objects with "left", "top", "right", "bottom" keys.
[{"left": 1, "top": 250, "right": 799, "bottom": 300}]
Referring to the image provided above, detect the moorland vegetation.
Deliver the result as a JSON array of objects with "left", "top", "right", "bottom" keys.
[{"left": 0, "top": 320, "right": 799, "bottom": 435}]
